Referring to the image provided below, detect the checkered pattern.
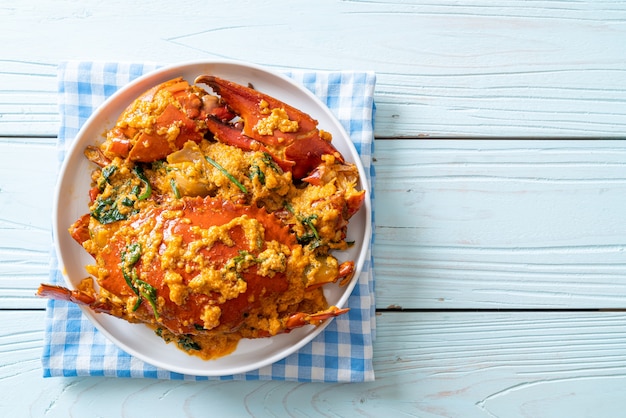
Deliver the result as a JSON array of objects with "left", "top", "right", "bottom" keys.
[{"left": 43, "top": 61, "right": 376, "bottom": 382}]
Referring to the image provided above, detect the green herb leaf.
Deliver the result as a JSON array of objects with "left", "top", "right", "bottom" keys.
[
  {"left": 121, "top": 196, "right": 135, "bottom": 207},
  {"left": 177, "top": 335, "right": 201, "bottom": 351},
  {"left": 249, "top": 164, "right": 265, "bottom": 185},
  {"left": 121, "top": 243, "right": 141, "bottom": 296},
  {"left": 90, "top": 196, "right": 127, "bottom": 224},
  {"left": 135, "top": 279, "right": 160, "bottom": 319},
  {"left": 232, "top": 250, "right": 260, "bottom": 268},
  {"left": 123, "top": 242, "right": 142, "bottom": 265},
  {"left": 300, "top": 214, "right": 320, "bottom": 240},
  {"left": 295, "top": 214, "right": 322, "bottom": 249},
  {"left": 119, "top": 243, "right": 159, "bottom": 320},
  {"left": 98, "top": 165, "right": 117, "bottom": 191},
  {"left": 261, "top": 152, "right": 281, "bottom": 173},
  {"left": 170, "top": 178, "right": 181, "bottom": 199},
  {"left": 284, "top": 202, "right": 295, "bottom": 215},
  {"left": 132, "top": 165, "right": 152, "bottom": 200},
  {"left": 205, "top": 156, "right": 248, "bottom": 193}
]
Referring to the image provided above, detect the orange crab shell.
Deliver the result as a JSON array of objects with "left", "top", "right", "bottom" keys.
[
  {"left": 102, "top": 77, "right": 234, "bottom": 163},
  {"left": 74, "top": 196, "right": 301, "bottom": 336}
]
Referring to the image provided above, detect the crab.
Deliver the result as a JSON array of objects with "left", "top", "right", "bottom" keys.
[
  {"left": 39, "top": 196, "right": 351, "bottom": 358},
  {"left": 100, "top": 74, "right": 354, "bottom": 182},
  {"left": 195, "top": 75, "right": 346, "bottom": 181},
  {"left": 38, "top": 74, "right": 364, "bottom": 360}
]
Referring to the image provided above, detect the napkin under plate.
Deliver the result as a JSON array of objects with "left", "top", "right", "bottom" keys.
[{"left": 43, "top": 61, "right": 376, "bottom": 382}]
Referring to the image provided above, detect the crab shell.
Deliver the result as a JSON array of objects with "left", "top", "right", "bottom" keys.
[
  {"left": 62, "top": 196, "right": 350, "bottom": 338},
  {"left": 102, "top": 77, "right": 231, "bottom": 163},
  {"left": 101, "top": 74, "right": 347, "bottom": 181}
]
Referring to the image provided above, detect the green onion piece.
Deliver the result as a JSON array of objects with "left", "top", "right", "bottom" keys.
[
  {"left": 135, "top": 279, "right": 160, "bottom": 319},
  {"left": 121, "top": 243, "right": 141, "bottom": 296},
  {"left": 205, "top": 156, "right": 247, "bottom": 193},
  {"left": 308, "top": 238, "right": 322, "bottom": 250},
  {"left": 249, "top": 165, "right": 265, "bottom": 185},
  {"left": 124, "top": 242, "right": 142, "bottom": 265},
  {"left": 261, "top": 152, "right": 281, "bottom": 172},
  {"left": 232, "top": 250, "right": 260, "bottom": 269},
  {"left": 301, "top": 214, "right": 320, "bottom": 240},
  {"left": 170, "top": 178, "right": 181, "bottom": 199},
  {"left": 132, "top": 166, "right": 152, "bottom": 200},
  {"left": 98, "top": 165, "right": 117, "bottom": 191},
  {"left": 119, "top": 243, "right": 158, "bottom": 319},
  {"left": 284, "top": 202, "right": 295, "bottom": 214},
  {"left": 294, "top": 214, "right": 321, "bottom": 249}
]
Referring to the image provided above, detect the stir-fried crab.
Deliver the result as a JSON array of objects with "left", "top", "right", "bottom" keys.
[{"left": 38, "top": 74, "right": 364, "bottom": 360}]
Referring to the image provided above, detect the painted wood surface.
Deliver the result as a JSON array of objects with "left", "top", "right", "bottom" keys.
[
  {"left": 3, "top": 310, "right": 626, "bottom": 418},
  {"left": 2, "top": 0, "right": 626, "bottom": 416},
  {"left": 2, "top": 0, "right": 626, "bottom": 138}
]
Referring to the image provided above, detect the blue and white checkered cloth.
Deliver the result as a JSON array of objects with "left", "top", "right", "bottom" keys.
[{"left": 43, "top": 61, "right": 376, "bottom": 382}]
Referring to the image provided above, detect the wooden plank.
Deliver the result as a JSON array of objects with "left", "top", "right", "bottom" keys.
[
  {"left": 3, "top": 138, "right": 626, "bottom": 310},
  {"left": 3, "top": 310, "right": 626, "bottom": 417},
  {"left": 2, "top": 1, "right": 626, "bottom": 138},
  {"left": 0, "top": 139, "right": 57, "bottom": 309},
  {"left": 374, "top": 139, "right": 626, "bottom": 309},
  {"left": 0, "top": 61, "right": 58, "bottom": 136}
]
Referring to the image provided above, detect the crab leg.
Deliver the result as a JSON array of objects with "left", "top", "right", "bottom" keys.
[
  {"left": 37, "top": 283, "right": 125, "bottom": 318},
  {"left": 37, "top": 283, "right": 96, "bottom": 306},
  {"left": 337, "top": 261, "right": 356, "bottom": 286},
  {"left": 284, "top": 306, "right": 350, "bottom": 331},
  {"left": 69, "top": 214, "right": 92, "bottom": 247}
]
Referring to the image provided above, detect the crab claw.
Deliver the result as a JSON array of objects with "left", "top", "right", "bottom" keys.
[
  {"left": 284, "top": 306, "right": 350, "bottom": 331},
  {"left": 195, "top": 75, "right": 319, "bottom": 146},
  {"left": 195, "top": 75, "right": 344, "bottom": 180}
]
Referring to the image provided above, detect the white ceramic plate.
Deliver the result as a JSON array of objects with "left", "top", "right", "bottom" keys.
[{"left": 53, "top": 60, "right": 371, "bottom": 376}]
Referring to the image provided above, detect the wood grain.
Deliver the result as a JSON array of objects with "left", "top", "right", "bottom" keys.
[
  {"left": 0, "top": 139, "right": 57, "bottom": 309},
  {"left": 3, "top": 1, "right": 626, "bottom": 415},
  {"left": 3, "top": 310, "right": 626, "bottom": 417},
  {"left": 373, "top": 140, "right": 626, "bottom": 309},
  {"left": 2, "top": 1, "right": 626, "bottom": 138}
]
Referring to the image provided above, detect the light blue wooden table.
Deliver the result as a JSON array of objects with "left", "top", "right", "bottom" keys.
[{"left": 2, "top": 1, "right": 626, "bottom": 416}]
